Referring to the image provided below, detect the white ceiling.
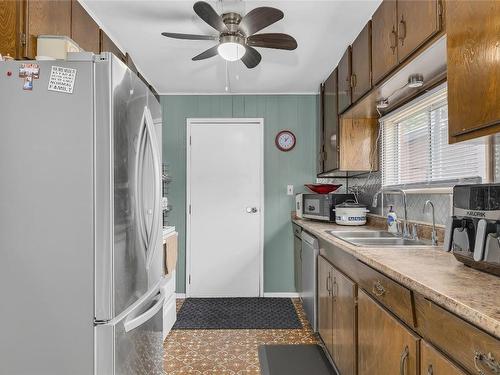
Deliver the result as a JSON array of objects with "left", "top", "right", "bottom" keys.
[{"left": 82, "top": 0, "right": 382, "bottom": 94}]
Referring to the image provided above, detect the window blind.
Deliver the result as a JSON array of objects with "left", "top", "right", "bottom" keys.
[{"left": 380, "top": 85, "right": 487, "bottom": 188}]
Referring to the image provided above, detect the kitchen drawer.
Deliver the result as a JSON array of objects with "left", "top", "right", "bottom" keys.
[
  {"left": 292, "top": 223, "right": 302, "bottom": 237},
  {"left": 356, "top": 260, "right": 415, "bottom": 327},
  {"left": 414, "top": 293, "right": 500, "bottom": 375}
]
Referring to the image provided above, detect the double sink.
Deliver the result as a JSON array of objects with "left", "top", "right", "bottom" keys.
[{"left": 327, "top": 229, "right": 432, "bottom": 247}]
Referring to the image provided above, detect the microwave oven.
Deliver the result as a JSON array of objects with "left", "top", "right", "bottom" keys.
[{"left": 302, "top": 193, "right": 354, "bottom": 222}]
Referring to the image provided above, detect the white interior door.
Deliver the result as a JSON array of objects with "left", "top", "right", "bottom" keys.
[{"left": 187, "top": 119, "right": 263, "bottom": 297}]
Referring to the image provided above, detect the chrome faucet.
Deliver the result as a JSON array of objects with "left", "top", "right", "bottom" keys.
[
  {"left": 423, "top": 200, "right": 438, "bottom": 246},
  {"left": 373, "top": 188, "right": 409, "bottom": 239}
]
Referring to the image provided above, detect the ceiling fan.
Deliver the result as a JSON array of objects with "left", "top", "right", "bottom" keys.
[{"left": 161, "top": 1, "right": 297, "bottom": 69}]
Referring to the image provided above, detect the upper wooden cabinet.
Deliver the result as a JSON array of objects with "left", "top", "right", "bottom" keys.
[
  {"left": 337, "top": 46, "right": 352, "bottom": 114},
  {"left": 25, "top": 0, "right": 72, "bottom": 58},
  {"left": 372, "top": 0, "right": 442, "bottom": 85},
  {"left": 322, "top": 69, "right": 339, "bottom": 173},
  {"left": 420, "top": 341, "right": 467, "bottom": 375},
  {"left": 358, "top": 290, "right": 420, "bottom": 375},
  {"left": 447, "top": 0, "right": 500, "bottom": 142},
  {"left": 0, "top": 0, "right": 23, "bottom": 58},
  {"left": 351, "top": 21, "right": 372, "bottom": 102},
  {"left": 71, "top": 0, "right": 99, "bottom": 53},
  {"left": 371, "top": 0, "right": 398, "bottom": 85},
  {"left": 339, "top": 117, "right": 378, "bottom": 171},
  {"left": 100, "top": 29, "right": 126, "bottom": 63},
  {"left": 0, "top": 0, "right": 72, "bottom": 59},
  {"left": 396, "top": 0, "right": 441, "bottom": 62}
]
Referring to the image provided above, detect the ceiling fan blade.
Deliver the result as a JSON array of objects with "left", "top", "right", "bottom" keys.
[
  {"left": 192, "top": 45, "right": 219, "bottom": 61},
  {"left": 161, "top": 32, "right": 218, "bottom": 41},
  {"left": 241, "top": 46, "right": 262, "bottom": 69},
  {"left": 193, "top": 1, "right": 228, "bottom": 33},
  {"left": 239, "top": 7, "right": 284, "bottom": 36},
  {"left": 247, "top": 33, "right": 297, "bottom": 50}
]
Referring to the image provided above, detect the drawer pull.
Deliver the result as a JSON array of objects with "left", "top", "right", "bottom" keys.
[
  {"left": 399, "top": 346, "right": 409, "bottom": 375},
  {"left": 372, "top": 280, "right": 386, "bottom": 297},
  {"left": 474, "top": 351, "right": 500, "bottom": 374}
]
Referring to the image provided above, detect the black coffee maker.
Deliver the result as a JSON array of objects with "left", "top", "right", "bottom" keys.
[{"left": 444, "top": 184, "right": 500, "bottom": 276}]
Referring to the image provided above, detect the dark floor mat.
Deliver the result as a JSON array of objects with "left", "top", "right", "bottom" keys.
[
  {"left": 172, "top": 298, "right": 302, "bottom": 330},
  {"left": 259, "top": 345, "right": 337, "bottom": 375}
]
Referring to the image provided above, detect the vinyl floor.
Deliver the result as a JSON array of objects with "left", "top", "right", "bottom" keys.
[{"left": 163, "top": 298, "right": 319, "bottom": 374}]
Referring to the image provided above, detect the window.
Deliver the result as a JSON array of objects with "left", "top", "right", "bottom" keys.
[{"left": 381, "top": 84, "right": 487, "bottom": 188}]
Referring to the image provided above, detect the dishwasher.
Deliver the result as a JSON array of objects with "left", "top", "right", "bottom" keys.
[{"left": 301, "top": 230, "right": 319, "bottom": 332}]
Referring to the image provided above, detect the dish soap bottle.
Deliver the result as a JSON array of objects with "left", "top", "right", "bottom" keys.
[{"left": 387, "top": 206, "right": 398, "bottom": 233}]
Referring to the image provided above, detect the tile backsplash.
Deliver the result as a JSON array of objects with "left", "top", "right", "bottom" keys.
[{"left": 318, "top": 171, "right": 452, "bottom": 226}]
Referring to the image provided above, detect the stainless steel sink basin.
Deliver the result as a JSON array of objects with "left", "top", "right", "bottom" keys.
[
  {"left": 343, "top": 238, "right": 431, "bottom": 246},
  {"left": 326, "top": 230, "right": 432, "bottom": 247},
  {"left": 327, "top": 230, "right": 397, "bottom": 238}
]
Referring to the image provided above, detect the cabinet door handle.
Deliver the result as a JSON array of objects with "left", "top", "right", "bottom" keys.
[
  {"left": 350, "top": 74, "right": 356, "bottom": 88},
  {"left": 427, "top": 365, "right": 433, "bottom": 375},
  {"left": 372, "top": 280, "right": 386, "bottom": 297},
  {"left": 390, "top": 26, "right": 397, "bottom": 54},
  {"left": 398, "top": 16, "right": 407, "bottom": 46},
  {"left": 326, "top": 274, "right": 331, "bottom": 296},
  {"left": 333, "top": 277, "right": 338, "bottom": 299},
  {"left": 474, "top": 351, "right": 500, "bottom": 374},
  {"left": 399, "top": 346, "right": 409, "bottom": 375}
]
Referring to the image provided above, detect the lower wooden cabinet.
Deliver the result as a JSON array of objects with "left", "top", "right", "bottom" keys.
[
  {"left": 331, "top": 265, "right": 357, "bottom": 375},
  {"left": 318, "top": 256, "right": 356, "bottom": 375},
  {"left": 318, "top": 256, "right": 334, "bottom": 355},
  {"left": 420, "top": 341, "right": 466, "bottom": 375},
  {"left": 358, "top": 289, "right": 419, "bottom": 375}
]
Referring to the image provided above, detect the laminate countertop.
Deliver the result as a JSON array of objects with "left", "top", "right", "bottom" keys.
[{"left": 293, "top": 218, "right": 500, "bottom": 339}]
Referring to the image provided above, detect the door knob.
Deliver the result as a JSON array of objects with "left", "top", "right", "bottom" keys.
[{"left": 246, "top": 207, "right": 258, "bottom": 213}]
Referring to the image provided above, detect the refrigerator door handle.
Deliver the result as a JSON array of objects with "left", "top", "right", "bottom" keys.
[
  {"left": 134, "top": 116, "right": 148, "bottom": 250},
  {"left": 143, "top": 106, "right": 162, "bottom": 270},
  {"left": 123, "top": 292, "right": 165, "bottom": 332}
]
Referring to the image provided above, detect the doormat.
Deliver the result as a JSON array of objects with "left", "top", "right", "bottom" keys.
[
  {"left": 259, "top": 345, "right": 336, "bottom": 375},
  {"left": 172, "top": 298, "right": 302, "bottom": 330}
]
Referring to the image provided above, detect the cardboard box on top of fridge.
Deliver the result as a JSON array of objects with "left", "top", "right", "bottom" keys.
[{"left": 36, "top": 35, "right": 82, "bottom": 60}]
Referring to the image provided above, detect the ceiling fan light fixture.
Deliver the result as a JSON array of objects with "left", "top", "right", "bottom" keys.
[{"left": 217, "top": 35, "right": 246, "bottom": 61}]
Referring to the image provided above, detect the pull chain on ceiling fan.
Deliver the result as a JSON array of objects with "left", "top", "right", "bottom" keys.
[{"left": 161, "top": 1, "right": 297, "bottom": 69}]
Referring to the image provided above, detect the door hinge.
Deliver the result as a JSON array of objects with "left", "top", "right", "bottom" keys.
[{"left": 20, "top": 32, "right": 26, "bottom": 46}]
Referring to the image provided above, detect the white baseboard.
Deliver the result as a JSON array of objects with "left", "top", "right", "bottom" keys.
[
  {"left": 176, "top": 293, "right": 186, "bottom": 299},
  {"left": 263, "top": 292, "right": 300, "bottom": 298}
]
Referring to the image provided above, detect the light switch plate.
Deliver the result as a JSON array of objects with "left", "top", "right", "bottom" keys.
[{"left": 287, "top": 185, "right": 294, "bottom": 195}]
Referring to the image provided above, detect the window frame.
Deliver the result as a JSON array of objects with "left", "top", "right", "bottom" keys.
[{"left": 379, "top": 83, "right": 493, "bottom": 192}]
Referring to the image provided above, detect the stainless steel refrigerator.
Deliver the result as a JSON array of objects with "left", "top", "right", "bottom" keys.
[{"left": 0, "top": 53, "right": 165, "bottom": 375}]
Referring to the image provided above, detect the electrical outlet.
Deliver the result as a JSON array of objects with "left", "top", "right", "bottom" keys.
[{"left": 287, "top": 185, "right": 294, "bottom": 196}]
